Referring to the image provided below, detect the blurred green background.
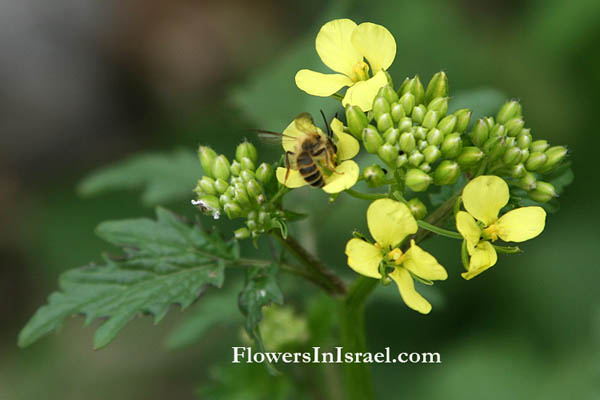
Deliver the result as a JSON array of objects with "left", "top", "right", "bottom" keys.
[{"left": 2, "top": 0, "right": 599, "bottom": 399}]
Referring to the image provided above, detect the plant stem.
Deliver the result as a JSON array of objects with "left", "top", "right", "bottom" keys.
[
  {"left": 417, "top": 220, "right": 463, "bottom": 239},
  {"left": 344, "top": 189, "right": 388, "bottom": 201}
]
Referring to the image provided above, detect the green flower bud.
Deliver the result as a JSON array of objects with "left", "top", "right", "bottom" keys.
[
  {"left": 199, "top": 176, "right": 217, "bottom": 195},
  {"left": 486, "top": 137, "right": 508, "bottom": 161},
  {"left": 234, "top": 187, "right": 251, "bottom": 206},
  {"left": 496, "top": 100, "right": 522, "bottom": 124},
  {"left": 235, "top": 141, "right": 258, "bottom": 164},
  {"left": 425, "top": 71, "right": 449, "bottom": 105},
  {"left": 422, "top": 110, "right": 440, "bottom": 129},
  {"left": 457, "top": 147, "right": 484, "bottom": 167},
  {"left": 407, "top": 198, "right": 427, "bottom": 220},
  {"left": 525, "top": 151, "right": 547, "bottom": 171},
  {"left": 192, "top": 195, "right": 221, "bottom": 219},
  {"left": 362, "top": 125, "right": 384, "bottom": 153},
  {"left": 414, "top": 126, "right": 428, "bottom": 140},
  {"left": 482, "top": 136, "right": 501, "bottom": 154},
  {"left": 255, "top": 163, "right": 274, "bottom": 184},
  {"left": 423, "top": 145, "right": 441, "bottom": 163},
  {"left": 198, "top": 146, "right": 218, "bottom": 178},
  {"left": 219, "top": 193, "right": 233, "bottom": 206},
  {"left": 346, "top": 105, "right": 369, "bottom": 139},
  {"left": 440, "top": 133, "right": 463, "bottom": 158},
  {"left": 470, "top": 119, "right": 489, "bottom": 147},
  {"left": 234, "top": 227, "right": 251, "bottom": 240},
  {"left": 437, "top": 115, "right": 457, "bottom": 136},
  {"left": 419, "top": 163, "right": 432, "bottom": 173},
  {"left": 373, "top": 97, "right": 391, "bottom": 122},
  {"left": 530, "top": 140, "right": 549, "bottom": 153},
  {"left": 502, "top": 147, "right": 522, "bottom": 166},
  {"left": 258, "top": 211, "right": 270, "bottom": 225},
  {"left": 377, "top": 113, "right": 394, "bottom": 133},
  {"left": 399, "top": 76, "right": 424, "bottom": 105},
  {"left": 399, "top": 132, "right": 416, "bottom": 153},
  {"left": 520, "top": 148, "right": 530, "bottom": 164},
  {"left": 453, "top": 109, "right": 472, "bottom": 133},
  {"left": 509, "top": 163, "right": 526, "bottom": 178},
  {"left": 418, "top": 140, "right": 428, "bottom": 151},
  {"left": 246, "top": 219, "right": 257, "bottom": 231},
  {"left": 519, "top": 172, "right": 537, "bottom": 190},
  {"left": 405, "top": 168, "right": 432, "bottom": 192},
  {"left": 378, "top": 84, "right": 399, "bottom": 104},
  {"left": 399, "top": 93, "right": 416, "bottom": 116},
  {"left": 397, "top": 117, "right": 412, "bottom": 133},
  {"left": 541, "top": 146, "right": 568, "bottom": 171},
  {"left": 213, "top": 155, "right": 231, "bottom": 181},
  {"left": 246, "top": 179, "right": 263, "bottom": 198},
  {"left": 408, "top": 150, "right": 424, "bottom": 167},
  {"left": 396, "top": 153, "right": 408, "bottom": 168},
  {"left": 426, "top": 97, "right": 449, "bottom": 116},
  {"left": 433, "top": 160, "right": 460, "bottom": 185},
  {"left": 230, "top": 160, "right": 242, "bottom": 176},
  {"left": 505, "top": 136, "right": 516, "bottom": 148},
  {"left": 384, "top": 128, "right": 400, "bottom": 144},
  {"left": 528, "top": 181, "right": 557, "bottom": 203},
  {"left": 363, "top": 164, "right": 387, "bottom": 187},
  {"left": 378, "top": 143, "right": 398, "bottom": 166},
  {"left": 516, "top": 129, "right": 532, "bottom": 149},
  {"left": 240, "top": 156, "right": 255, "bottom": 172},
  {"left": 489, "top": 124, "right": 506, "bottom": 138},
  {"left": 224, "top": 202, "right": 243, "bottom": 219},
  {"left": 214, "top": 178, "right": 229, "bottom": 194},
  {"left": 411, "top": 105, "right": 426, "bottom": 124},
  {"left": 390, "top": 102, "right": 405, "bottom": 122},
  {"left": 426, "top": 128, "right": 443, "bottom": 146},
  {"left": 504, "top": 118, "right": 525, "bottom": 137},
  {"left": 483, "top": 117, "right": 495, "bottom": 130},
  {"left": 247, "top": 210, "right": 257, "bottom": 221}
]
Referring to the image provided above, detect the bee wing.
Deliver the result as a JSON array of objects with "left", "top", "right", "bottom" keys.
[{"left": 252, "top": 129, "right": 296, "bottom": 145}]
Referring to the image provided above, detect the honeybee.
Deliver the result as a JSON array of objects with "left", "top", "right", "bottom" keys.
[{"left": 257, "top": 112, "right": 339, "bottom": 188}]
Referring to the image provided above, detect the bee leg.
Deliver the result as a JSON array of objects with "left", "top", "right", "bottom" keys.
[{"left": 325, "top": 152, "right": 344, "bottom": 175}]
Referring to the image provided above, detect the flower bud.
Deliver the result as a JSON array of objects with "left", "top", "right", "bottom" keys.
[
  {"left": 414, "top": 126, "right": 428, "bottom": 140},
  {"left": 235, "top": 141, "right": 258, "bottom": 164},
  {"left": 530, "top": 140, "right": 549, "bottom": 153},
  {"left": 525, "top": 151, "right": 547, "bottom": 171},
  {"left": 453, "top": 109, "right": 472, "bottom": 133},
  {"left": 258, "top": 211, "right": 270, "bottom": 225},
  {"left": 426, "top": 128, "right": 443, "bottom": 146},
  {"left": 425, "top": 71, "right": 449, "bottom": 105},
  {"left": 240, "top": 156, "right": 255, "bottom": 172},
  {"left": 384, "top": 127, "right": 400, "bottom": 144},
  {"left": 399, "top": 76, "right": 424, "bottom": 105},
  {"left": 223, "top": 201, "right": 243, "bottom": 219},
  {"left": 376, "top": 113, "right": 394, "bottom": 133},
  {"left": 198, "top": 176, "right": 217, "bottom": 195},
  {"left": 255, "top": 163, "right": 274, "bottom": 184},
  {"left": 528, "top": 181, "right": 557, "bottom": 203},
  {"left": 520, "top": 148, "right": 530, "bottom": 164},
  {"left": 419, "top": 163, "right": 431, "bottom": 173},
  {"left": 346, "top": 105, "right": 369, "bottom": 139},
  {"left": 437, "top": 115, "right": 457, "bottom": 136},
  {"left": 399, "top": 132, "right": 416, "bottom": 153},
  {"left": 362, "top": 125, "right": 384, "bottom": 153},
  {"left": 509, "top": 163, "right": 526, "bottom": 178},
  {"left": 230, "top": 160, "right": 242, "bottom": 176},
  {"left": 363, "top": 164, "right": 387, "bottom": 187},
  {"left": 418, "top": 140, "right": 428, "bottom": 151},
  {"left": 378, "top": 143, "right": 398, "bottom": 166},
  {"left": 504, "top": 118, "right": 525, "bottom": 137},
  {"left": 516, "top": 129, "right": 532, "bottom": 149},
  {"left": 246, "top": 219, "right": 257, "bottom": 231},
  {"left": 422, "top": 110, "right": 440, "bottom": 129},
  {"left": 233, "top": 186, "right": 251, "bottom": 206},
  {"left": 426, "top": 97, "right": 449, "bottom": 116},
  {"left": 390, "top": 102, "right": 405, "bottom": 122},
  {"left": 457, "top": 147, "right": 484, "bottom": 167},
  {"left": 214, "top": 178, "right": 229, "bottom": 194},
  {"left": 441, "top": 133, "right": 463, "bottom": 158},
  {"left": 482, "top": 136, "right": 502, "bottom": 154},
  {"left": 378, "top": 84, "right": 399, "bottom": 104},
  {"left": 519, "top": 172, "right": 537, "bottom": 190},
  {"left": 396, "top": 153, "right": 408, "bottom": 168},
  {"left": 397, "top": 117, "right": 412, "bottom": 133},
  {"left": 433, "top": 160, "right": 460, "bottom": 185},
  {"left": 470, "top": 119, "right": 489, "bottom": 147},
  {"left": 399, "top": 93, "right": 416, "bottom": 116},
  {"left": 372, "top": 97, "right": 391, "bottom": 122},
  {"left": 192, "top": 195, "right": 221, "bottom": 219},
  {"left": 407, "top": 198, "right": 427, "bottom": 220},
  {"left": 502, "top": 147, "right": 522, "bottom": 166},
  {"left": 489, "top": 124, "right": 506, "bottom": 138},
  {"left": 496, "top": 100, "right": 522, "bottom": 124},
  {"left": 405, "top": 168, "right": 432, "bottom": 192},
  {"left": 505, "top": 136, "right": 516, "bottom": 148},
  {"left": 411, "top": 105, "right": 426, "bottom": 124},
  {"left": 423, "top": 145, "right": 441, "bottom": 163},
  {"left": 541, "top": 146, "right": 568, "bottom": 171},
  {"left": 213, "top": 155, "right": 231, "bottom": 181},
  {"left": 219, "top": 193, "right": 233, "bottom": 206},
  {"left": 198, "top": 146, "right": 218, "bottom": 178},
  {"left": 408, "top": 150, "right": 424, "bottom": 166},
  {"left": 246, "top": 179, "right": 263, "bottom": 198},
  {"left": 234, "top": 227, "right": 251, "bottom": 240}
]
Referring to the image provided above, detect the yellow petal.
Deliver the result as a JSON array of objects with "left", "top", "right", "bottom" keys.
[
  {"left": 462, "top": 175, "right": 509, "bottom": 226},
  {"left": 276, "top": 167, "right": 307, "bottom": 189},
  {"left": 351, "top": 22, "right": 396, "bottom": 73},
  {"left": 322, "top": 160, "right": 359, "bottom": 193},
  {"left": 461, "top": 241, "right": 498, "bottom": 280},
  {"left": 367, "top": 198, "right": 417, "bottom": 248},
  {"left": 295, "top": 69, "right": 353, "bottom": 97},
  {"left": 403, "top": 240, "right": 448, "bottom": 281},
  {"left": 456, "top": 211, "right": 482, "bottom": 249},
  {"left": 345, "top": 238, "right": 383, "bottom": 279},
  {"left": 494, "top": 206, "right": 546, "bottom": 242},
  {"left": 331, "top": 118, "right": 359, "bottom": 160},
  {"left": 281, "top": 119, "right": 303, "bottom": 153},
  {"left": 315, "top": 19, "right": 362, "bottom": 76},
  {"left": 342, "top": 70, "right": 388, "bottom": 111},
  {"left": 389, "top": 267, "right": 432, "bottom": 314}
]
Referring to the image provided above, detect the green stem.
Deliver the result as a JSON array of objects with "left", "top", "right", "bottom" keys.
[
  {"left": 344, "top": 189, "right": 388, "bottom": 201},
  {"left": 492, "top": 244, "right": 522, "bottom": 254},
  {"left": 267, "top": 186, "right": 289, "bottom": 207},
  {"left": 417, "top": 220, "right": 463, "bottom": 239},
  {"left": 331, "top": 93, "right": 344, "bottom": 101}
]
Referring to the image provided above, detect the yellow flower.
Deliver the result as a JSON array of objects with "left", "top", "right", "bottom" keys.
[
  {"left": 345, "top": 199, "right": 447, "bottom": 314},
  {"left": 275, "top": 117, "right": 360, "bottom": 193},
  {"left": 295, "top": 19, "right": 396, "bottom": 111},
  {"left": 456, "top": 175, "right": 546, "bottom": 280}
]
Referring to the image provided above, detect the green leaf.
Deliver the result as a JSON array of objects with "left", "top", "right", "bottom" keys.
[
  {"left": 78, "top": 149, "right": 202, "bottom": 206},
  {"left": 18, "top": 208, "right": 236, "bottom": 349}
]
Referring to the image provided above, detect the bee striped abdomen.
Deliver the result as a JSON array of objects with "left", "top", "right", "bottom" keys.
[{"left": 297, "top": 152, "right": 325, "bottom": 188}]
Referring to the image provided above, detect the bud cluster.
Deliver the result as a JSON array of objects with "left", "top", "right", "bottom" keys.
[{"left": 195, "top": 142, "right": 282, "bottom": 239}]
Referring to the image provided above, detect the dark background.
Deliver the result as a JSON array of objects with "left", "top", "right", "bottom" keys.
[{"left": 2, "top": 0, "right": 599, "bottom": 399}]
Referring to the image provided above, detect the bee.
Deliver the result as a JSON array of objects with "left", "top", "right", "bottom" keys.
[{"left": 257, "top": 112, "right": 339, "bottom": 188}]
